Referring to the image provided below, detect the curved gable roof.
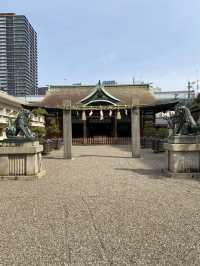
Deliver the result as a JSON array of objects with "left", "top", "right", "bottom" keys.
[
  {"left": 40, "top": 84, "right": 156, "bottom": 108},
  {"left": 81, "top": 81, "right": 120, "bottom": 105}
]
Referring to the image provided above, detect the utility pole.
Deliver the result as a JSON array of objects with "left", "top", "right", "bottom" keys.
[
  {"left": 197, "top": 80, "right": 199, "bottom": 95},
  {"left": 188, "top": 81, "right": 191, "bottom": 99}
]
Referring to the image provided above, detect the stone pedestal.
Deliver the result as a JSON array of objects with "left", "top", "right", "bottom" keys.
[
  {"left": 0, "top": 140, "right": 45, "bottom": 180},
  {"left": 164, "top": 135, "right": 200, "bottom": 178}
]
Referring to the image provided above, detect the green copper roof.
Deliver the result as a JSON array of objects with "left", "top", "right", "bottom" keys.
[{"left": 80, "top": 80, "right": 121, "bottom": 106}]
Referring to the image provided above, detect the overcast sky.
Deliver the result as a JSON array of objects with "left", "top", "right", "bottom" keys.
[{"left": 1, "top": 0, "right": 200, "bottom": 90}]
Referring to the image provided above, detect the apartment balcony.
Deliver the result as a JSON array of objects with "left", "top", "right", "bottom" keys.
[
  {"left": 0, "top": 115, "right": 8, "bottom": 126},
  {"left": 31, "top": 121, "right": 45, "bottom": 128},
  {"left": 31, "top": 115, "right": 45, "bottom": 128},
  {"left": 0, "top": 109, "right": 45, "bottom": 129},
  {"left": 0, "top": 109, "right": 18, "bottom": 126}
]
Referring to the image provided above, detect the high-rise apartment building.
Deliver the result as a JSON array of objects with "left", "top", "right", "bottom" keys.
[{"left": 0, "top": 13, "right": 38, "bottom": 96}]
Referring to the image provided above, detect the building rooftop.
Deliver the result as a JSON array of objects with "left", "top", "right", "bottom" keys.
[
  {"left": 0, "top": 90, "right": 25, "bottom": 107},
  {"left": 39, "top": 83, "right": 155, "bottom": 108},
  {"left": 0, "top": 13, "right": 16, "bottom": 16}
]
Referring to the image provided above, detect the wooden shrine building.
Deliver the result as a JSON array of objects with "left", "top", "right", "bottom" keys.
[{"left": 31, "top": 81, "right": 177, "bottom": 145}]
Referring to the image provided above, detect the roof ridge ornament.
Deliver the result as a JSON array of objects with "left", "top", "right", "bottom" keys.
[{"left": 80, "top": 80, "right": 120, "bottom": 106}]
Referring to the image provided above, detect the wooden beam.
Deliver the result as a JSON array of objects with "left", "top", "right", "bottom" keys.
[{"left": 69, "top": 105, "right": 130, "bottom": 111}]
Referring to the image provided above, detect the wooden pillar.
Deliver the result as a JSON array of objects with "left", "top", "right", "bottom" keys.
[
  {"left": 131, "top": 101, "right": 141, "bottom": 158},
  {"left": 113, "top": 115, "right": 117, "bottom": 139},
  {"left": 83, "top": 120, "right": 87, "bottom": 144},
  {"left": 63, "top": 108, "right": 72, "bottom": 159},
  {"left": 140, "top": 109, "right": 144, "bottom": 137}
]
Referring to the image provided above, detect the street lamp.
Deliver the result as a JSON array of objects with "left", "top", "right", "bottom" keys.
[{"left": 46, "top": 84, "right": 51, "bottom": 91}]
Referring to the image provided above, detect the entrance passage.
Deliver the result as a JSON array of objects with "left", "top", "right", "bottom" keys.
[
  {"left": 88, "top": 120, "right": 113, "bottom": 137},
  {"left": 63, "top": 104, "right": 141, "bottom": 158},
  {"left": 88, "top": 123, "right": 112, "bottom": 137},
  {"left": 72, "top": 118, "right": 132, "bottom": 145}
]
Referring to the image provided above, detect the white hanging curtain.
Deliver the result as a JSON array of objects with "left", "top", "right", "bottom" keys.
[
  {"left": 100, "top": 110, "right": 104, "bottom": 120},
  {"left": 109, "top": 110, "right": 112, "bottom": 117},
  {"left": 89, "top": 110, "right": 93, "bottom": 117},
  {"left": 117, "top": 110, "right": 121, "bottom": 120},
  {"left": 81, "top": 110, "right": 86, "bottom": 120}
]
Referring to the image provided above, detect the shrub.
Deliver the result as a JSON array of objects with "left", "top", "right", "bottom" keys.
[
  {"left": 46, "top": 118, "right": 60, "bottom": 138},
  {"left": 31, "top": 126, "right": 46, "bottom": 141},
  {"left": 144, "top": 127, "right": 168, "bottom": 138},
  {"left": 143, "top": 127, "right": 157, "bottom": 137},
  {"left": 155, "top": 128, "right": 168, "bottom": 138},
  {"left": 32, "top": 108, "right": 48, "bottom": 117}
]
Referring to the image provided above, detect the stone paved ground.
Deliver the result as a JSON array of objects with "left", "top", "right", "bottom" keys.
[{"left": 1, "top": 145, "right": 200, "bottom": 265}]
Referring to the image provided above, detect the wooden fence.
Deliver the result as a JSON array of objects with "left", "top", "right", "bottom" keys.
[
  {"left": 72, "top": 137, "right": 165, "bottom": 150},
  {"left": 72, "top": 137, "right": 131, "bottom": 145}
]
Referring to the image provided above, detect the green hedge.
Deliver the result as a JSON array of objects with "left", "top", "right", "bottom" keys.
[{"left": 144, "top": 127, "right": 168, "bottom": 138}]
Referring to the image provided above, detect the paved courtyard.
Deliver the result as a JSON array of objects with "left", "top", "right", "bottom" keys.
[{"left": 1, "top": 145, "right": 200, "bottom": 265}]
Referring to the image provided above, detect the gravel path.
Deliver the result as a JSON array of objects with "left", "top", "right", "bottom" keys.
[{"left": 0, "top": 145, "right": 200, "bottom": 265}]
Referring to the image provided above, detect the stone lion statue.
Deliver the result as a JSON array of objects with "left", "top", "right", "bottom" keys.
[
  {"left": 6, "top": 109, "right": 35, "bottom": 140},
  {"left": 167, "top": 103, "right": 200, "bottom": 135}
]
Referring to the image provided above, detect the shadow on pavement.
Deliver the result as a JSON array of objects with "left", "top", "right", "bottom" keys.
[
  {"left": 79, "top": 154, "right": 131, "bottom": 159},
  {"left": 43, "top": 156, "right": 65, "bottom": 160},
  {"left": 115, "top": 168, "right": 166, "bottom": 179},
  {"left": 111, "top": 145, "right": 131, "bottom": 152}
]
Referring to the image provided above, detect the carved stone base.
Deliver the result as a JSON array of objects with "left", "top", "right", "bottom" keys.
[
  {"left": 164, "top": 135, "right": 200, "bottom": 177},
  {"left": 163, "top": 169, "right": 200, "bottom": 179},
  {"left": 0, "top": 140, "right": 45, "bottom": 180},
  {"left": 168, "top": 135, "right": 200, "bottom": 144}
]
